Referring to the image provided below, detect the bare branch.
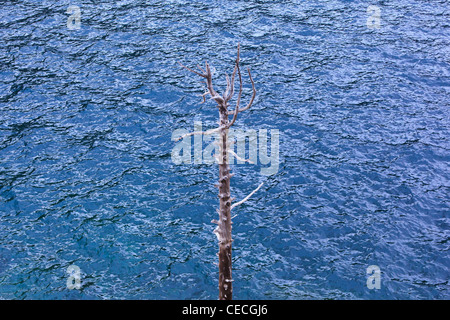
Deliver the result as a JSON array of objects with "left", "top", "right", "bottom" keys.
[
  {"left": 178, "top": 61, "right": 207, "bottom": 78},
  {"left": 238, "top": 68, "right": 256, "bottom": 113},
  {"left": 174, "top": 126, "right": 222, "bottom": 141},
  {"left": 197, "top": 64, "right": 206, "bottom": 74},
  {"left": 200, "top": 90, "right": 210, "bottom": 104},
  {"left": 211, "top": 93, "right": 224, "bottom": 105},
  {"left": 205, "top": 62, "right": 219, "bottom": 100},
  {"left": 223, "top": 74, "right": 231, "bottom": 100},
  {"left": 227, "top": 62, "right": 243, "bottom": 128},
  {"left": 178, "top": 60, "right": 223, "bottom": 105},
  {"left": 228, "top": 149, "right": 254, "bottom": 164},
  {"left": 178, "top": 45, "right": 247, "bottom": 111},
  {"left": 230, "top": 182, "right": 264, "bottom": 211},
  {"left": 224, "top": 44, "right": 240, "bottom": 103},
  {"left": 227, "top": 68, "right": 256, "bottom": 115}
]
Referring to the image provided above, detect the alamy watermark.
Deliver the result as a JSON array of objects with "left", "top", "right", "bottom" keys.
[
  {"left": 366, "top": 265, "right": 381, "bottom": 290},
  {"left": 171, "top": 121, "right": 280, "bottom": 176},
  {"left": 67, "top": 5, "right": 81, "bottom": 30},
  {"left": 367, "top": 5, "right": 381, "bottom": 29},
  {"left": 66, "top": 264, "right": 81, "bottom": 290}
]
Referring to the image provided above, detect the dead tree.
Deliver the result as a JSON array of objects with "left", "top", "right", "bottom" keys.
[{"left": 177, "top": 44, "right": 262, "bottom": 300}]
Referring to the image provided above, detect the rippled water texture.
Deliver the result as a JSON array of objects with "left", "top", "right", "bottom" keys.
[{"left": 0, "top": 0, "right": 449, "bottom": 299}]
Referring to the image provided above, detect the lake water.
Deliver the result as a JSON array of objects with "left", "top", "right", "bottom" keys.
[{"left": 0, "top": 0, "right": 449, "bottom": 299}]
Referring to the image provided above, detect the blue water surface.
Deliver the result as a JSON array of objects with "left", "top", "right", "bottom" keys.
[{"left": 0, "top": 0, "right": 449, "bottom": 299}]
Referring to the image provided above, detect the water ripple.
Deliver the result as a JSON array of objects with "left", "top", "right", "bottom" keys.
[{"left": 0, "top": 0, "right": 449, "bottom": 299}]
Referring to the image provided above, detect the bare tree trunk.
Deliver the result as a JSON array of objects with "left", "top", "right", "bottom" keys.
[
  {"left": 178, "top": 44, "right": 260, "bottom": 300},
  {"left": 217, "top": 109, "right": 233, "bottom": 300}
]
